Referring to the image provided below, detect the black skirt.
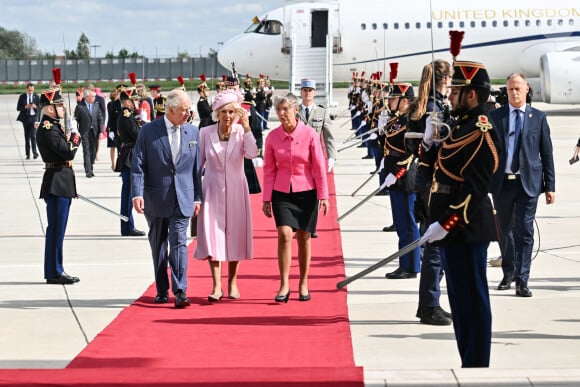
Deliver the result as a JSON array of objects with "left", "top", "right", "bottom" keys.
[{"left": 272, "top": 189, "right": 318, "bottom": 233}]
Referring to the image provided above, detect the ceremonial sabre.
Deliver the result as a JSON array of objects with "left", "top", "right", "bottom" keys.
[
  {"left": 351, "top": 169, "right": 379, "bottom": 197},
  {"left": 337, "top": 179, "right": 389, "bottom": 222},
  {"left": 337, "top": 237, "right": 426, "bottom": 289},
  {"left": 77, "top": 194, "right": 129, "bottom": 222}
]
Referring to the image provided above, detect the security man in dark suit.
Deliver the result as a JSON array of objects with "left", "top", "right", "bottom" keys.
[
  {"left": 16, "top": 83, "right": 41, "bottom": 159},
  {"left": 74, "top": 88, "right": 103, "bottom": 177},
  {"left": 115, "top": 85, "right": 146, "bottom": 237},
  {"left": 36, "top": 84, "right": 82, "bottom": 285},
  {"left": 490, "top": 73, "right": 556, "bottom": 297},
  {"left": 421, "top": 60, "right": 501, "bottom": 367}
]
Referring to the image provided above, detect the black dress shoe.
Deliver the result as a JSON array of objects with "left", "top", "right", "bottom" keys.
[
  {"left": 497, "top": 276, "right": 513, "bottom": 290},
  {"left": 420, "top": 306, "right": 452, "bottom": 326},
  {"left": 516, "top": 285, "right": 533, "bottom": 297},
  {"left": 382, "top": 224, "right": 396, "bottom": 232},
  {"left": 386, "top": 267, "right": 417, "bottom": 279},
  {"left": 86, "top": 172, "right": 95, "bottom": 178},
  {"left": 311, "top": 232, "right": 318, "bottom": 238},
  {"left": 361, "top": 155, "right": 373, "bottom": 159},
  {"left": 154, "top": 293, "right": 169, "bottom": 304},
  {"left": 46, "top": 273, "right": 79, "bottom": 285},
  {"left": 33, "top": 152, "right": 39, "bottom": 159},
  {"left": 174, "top": 291, "right": 190, "bottom": 308},
  {"left": 26, "top": 155, "right": 30, "bottom": 160},
  {"left": 275, "top": 291, "right": 290, "bottom": 303},
  {"left": 124, "top": 228, "right": 146, "bottom": 236}
]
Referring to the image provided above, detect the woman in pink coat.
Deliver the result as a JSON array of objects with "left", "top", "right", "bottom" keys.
[{"left": 194, "top": 89, "right": 259, "bottom": 301}]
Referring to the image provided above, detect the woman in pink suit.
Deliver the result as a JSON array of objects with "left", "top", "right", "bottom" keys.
[
  {"left": 262, "top": 93, "right": 329, "bottom": 303},
  {"left": 194, "top": 89, "right": 259, "bottom": 301}
]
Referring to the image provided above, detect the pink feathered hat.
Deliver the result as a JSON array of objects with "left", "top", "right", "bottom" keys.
[{"left": 211, "top": 89, "right": 243, "bottom": 111}]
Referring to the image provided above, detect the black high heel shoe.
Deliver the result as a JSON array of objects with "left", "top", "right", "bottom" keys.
[
  {"left": 298, "top": 293, "right": 311, "bottom": 302},
  {"left": 274, "top": 291, "right": 290, "bottom": 303}
]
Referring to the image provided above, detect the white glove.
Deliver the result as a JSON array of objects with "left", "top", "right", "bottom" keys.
[
  {"left": 423, "top": 115, "right": 435, "bottom": 147},
  {"left": 423, "top": 222, "right": 448, "bottom": 243},
  {"left": 140, "top": 109, "right": 149, "bottom": 122},
  {"left": 378, "top": 157, "right": 385, "bottom": 172},
  {"left": 108, "top": 130, "right": 115, "bottom": 140},
  {"left": 327, "top": 157, "right": 335, "bottom": 172},
  {"left": 69, "top": 118, "right": 78, "bottom": 134},
  {"left": 369, "top": 133, "right": 378, "bottom": 140},
  {"left": 384, "top": 173, "right": 397, "bottom": 187}
]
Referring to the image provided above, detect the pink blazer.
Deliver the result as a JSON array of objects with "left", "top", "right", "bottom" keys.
[{"left": 263, "top": 121, "right": 328, "bottom": 202}]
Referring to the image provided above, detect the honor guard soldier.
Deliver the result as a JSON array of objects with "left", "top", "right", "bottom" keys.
[
  {"left": 420, "top": 35, "right": 501, "bottom": 366},
  {"left": 243, "top": 73, "right": 255, "bottom": 104},
  {"left": 150, "top": 85, "right": 166, "bottom": 119},
  {"left": 381, "top": 81, "right": 421, "bottom": 279},
  {"left": 197, "top": 74, "right": 214, "bottom": 128},
  {"left": 116, "top": 82, "right": 146, "bottom": 237},
  {"left": 36, "top": 69, "right": 82, "bottom": 285}
]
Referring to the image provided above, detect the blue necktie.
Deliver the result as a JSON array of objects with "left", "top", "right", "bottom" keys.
[{"left": 511, "top": 110, "right": 522, "bottom": 172}]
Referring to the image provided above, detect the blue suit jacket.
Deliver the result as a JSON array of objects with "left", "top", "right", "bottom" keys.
[
  {"left": 489, "top": 104, "right": 555, "bottom": 197},
  {"left": 131, "top": 118, "right": 202, "bottom": 218}
]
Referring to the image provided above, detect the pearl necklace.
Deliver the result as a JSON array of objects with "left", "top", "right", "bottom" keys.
[{"left": 218, "top": 127, "right": 231, "bottom": 141}]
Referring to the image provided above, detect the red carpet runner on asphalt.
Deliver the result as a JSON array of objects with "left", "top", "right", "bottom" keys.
[{"left": 0, "top": 170, "right": 363, "bottom": 386}]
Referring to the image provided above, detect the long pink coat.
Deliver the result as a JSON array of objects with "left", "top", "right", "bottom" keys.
[{"left": 194, "top": 123, "right": 258, "bottom": 262}]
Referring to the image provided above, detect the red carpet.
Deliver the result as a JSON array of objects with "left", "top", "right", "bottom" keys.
[{"left": 0, "top": 171, "right": 363, "bottom": 386}]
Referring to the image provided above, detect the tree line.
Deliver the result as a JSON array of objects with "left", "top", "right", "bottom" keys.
[{"left": 0, "top": 27, "right": 190, "bottom": 60}]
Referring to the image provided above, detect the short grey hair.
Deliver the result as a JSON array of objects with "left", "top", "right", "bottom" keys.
[
  {"left": 273, "top": 92, "right": 299, "bottom": 109},
  {"left": 166, "top": 89, "right": 190, "bottom": 111},
  {"left": 83, "top": 89, "right": 95, "bottom": 98}
]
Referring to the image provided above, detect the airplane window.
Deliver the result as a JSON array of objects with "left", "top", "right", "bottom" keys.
[
  {"left": 394, "top": 22, "right": 399, "bottom": 29},
  {"left": 470, "top": 21, "right": 476, "bottom": 28},
  {"left": 503, "top": 20, "right": 509, "bottom": 27},
  {"left": 427, "top": 22, "right": 431, "bottom": 29},
  {"left": 437, "top": 21, "right": 443, "bottom": 28},
  {"left": 514, "top": 20, "right": 520, "bottom": 27},
  {"left": 492, "top": 20, "right": 498, "bottom": 27},
  {"left": 449, "top": 21, "right": 454, "bottom": 28},
  {"left": 459, "top": 21, "right": 465, "bottom": 28},
  {"left": 536, "top": 19, "right": 541, "bottom": 27},
  {"left": 372, "top": 23, "right": 377, "bottom": 30},
  {"left": 416, "top": 22, "right": 421, "bottom": 29},
  {"left": 361, "top": 23, "right": 366, "bottom": 30},
  {"left": 558, "top": 19, "right": 563, "bottom": 26},
  {"left": 405, "top": 22, "right": 410, "bottom": 29},
  {"left": 525, "top": 20, "right": 530, "bottom": 27},
  {"left": 547, "top": 19, "right": 552, "bottom": 26},
  {"left": 383, "top": 23, "right": 388, "bottom": 29},
  {"left": 570, "top": 19, "right": 575, "bottom": 26}
]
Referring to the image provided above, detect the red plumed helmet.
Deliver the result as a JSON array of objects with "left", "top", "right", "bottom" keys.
[
  {"left": 128, "top": 72, "right": 137, "bottom": 86},
  {"left": 449, "top": 30, "right": 465, "bottom": 60},
  {"left": 200, "top": 74, "right": 206, "bottom": 82},
  {"left": 177, "top": 75, "right": 184, "bottom": 86}
]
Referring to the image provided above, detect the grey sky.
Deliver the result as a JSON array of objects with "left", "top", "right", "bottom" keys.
[{"left": 0, "top": 0, "right": 283, "bottom": 58}]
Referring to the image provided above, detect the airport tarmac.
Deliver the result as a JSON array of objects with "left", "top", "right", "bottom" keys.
[{"left": 1, "top": 90, "right": 579, "bottom": 386}]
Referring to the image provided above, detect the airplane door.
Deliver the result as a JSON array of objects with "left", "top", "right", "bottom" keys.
[{"left": 311, "top": 10, "right": 328, "bottom": 48}]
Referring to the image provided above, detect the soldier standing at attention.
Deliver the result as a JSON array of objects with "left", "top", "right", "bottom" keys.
[
  {"left": 36, "top": 70, "right": 82, "bottom": 285},
  {"left": 150, "top": 85, "right": 166, "bottom": 119},
  {"left": 421, "top": 55, "right": 501, "bottom": 367}
]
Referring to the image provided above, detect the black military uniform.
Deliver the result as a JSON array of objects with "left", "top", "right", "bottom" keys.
[
  {"left": 115, "top": 86, "right": 145, "bottom": 237},
  {"left": 421, "top": 60, "right": 501, "bottom": 367},
  {"left": 196, "top": 76, "right": 214, "bottom": 128},
  {"left": 36, "top": 85, "right": 82, "bottom": 285}
]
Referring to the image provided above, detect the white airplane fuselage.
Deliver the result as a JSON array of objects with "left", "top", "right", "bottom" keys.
[{"left": 218, "top": 0, "right": 580, "bottom": 103}]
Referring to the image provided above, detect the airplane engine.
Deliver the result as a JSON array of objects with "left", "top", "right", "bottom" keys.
[{"left": 540, "top": 51, "right": 580, "bottom": 104}]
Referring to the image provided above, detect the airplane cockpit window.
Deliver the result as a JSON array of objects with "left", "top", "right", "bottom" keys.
[{"left": 244, "top": 20, "right": 282, "bottom": 35}]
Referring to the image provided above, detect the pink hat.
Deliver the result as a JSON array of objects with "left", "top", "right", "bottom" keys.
[{"left": 211, "top": 89, "right": 243, "bottom": 111}]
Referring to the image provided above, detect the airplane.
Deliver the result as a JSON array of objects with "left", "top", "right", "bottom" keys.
[{"left": 217, "top": 0, "right": 580, "bottom": 104}]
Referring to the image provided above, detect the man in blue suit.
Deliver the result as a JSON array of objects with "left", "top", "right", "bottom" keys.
[
  {"left": 490, "top": 73, "right": 556, "bottom": 298},
  {"left": 131, "top": 89, "right": 202, "bottom": 308}
]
